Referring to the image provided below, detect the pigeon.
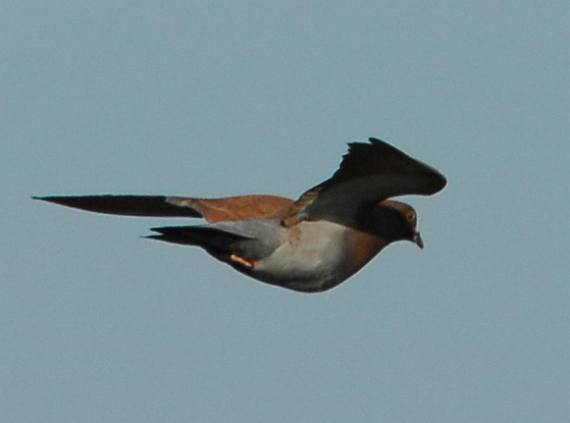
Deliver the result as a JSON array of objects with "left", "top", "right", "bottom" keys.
[{"left": 35, "top": 138, "right": 446, "bottom": 293}]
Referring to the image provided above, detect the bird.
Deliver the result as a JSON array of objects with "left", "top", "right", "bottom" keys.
[{"left": 34, "top": 138, "right": 446, "bottom": 293}]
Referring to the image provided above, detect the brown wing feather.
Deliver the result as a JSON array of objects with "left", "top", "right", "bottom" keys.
[{"left": 167, "top": 195, "right": 294, "bottom": 223}]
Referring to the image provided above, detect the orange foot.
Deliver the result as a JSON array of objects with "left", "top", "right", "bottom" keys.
[{"left": 230, "top": 254, "right": 256, "bottom": 269}]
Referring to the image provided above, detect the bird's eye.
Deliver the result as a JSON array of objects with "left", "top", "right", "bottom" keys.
[{"left": 406, "top": 211, "right": 415, "bottom": 221}]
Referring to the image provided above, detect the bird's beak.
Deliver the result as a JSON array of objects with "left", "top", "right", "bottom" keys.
[{"left": 414, "top": 232, "right": 424, "bottom": 249}]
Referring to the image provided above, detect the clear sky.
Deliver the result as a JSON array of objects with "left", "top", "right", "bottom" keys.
[{"left": 2, "top": 2, "right": 569, "bottom": 422}]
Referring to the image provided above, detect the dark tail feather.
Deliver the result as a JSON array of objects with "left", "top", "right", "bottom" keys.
[
  {"left": 147, "top": 225, "right": 251, "bottom": 248},
  {"left": 33, "top": 195, "right": 202, "bottom": 218}
]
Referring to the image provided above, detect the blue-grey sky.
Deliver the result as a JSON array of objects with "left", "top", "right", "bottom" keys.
[{"left": 2, "top": 2, "right": 569, "bottom": 422}]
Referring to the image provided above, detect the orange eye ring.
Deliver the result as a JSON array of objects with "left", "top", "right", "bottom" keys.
[{"left": 406, "top": 211, "right": 415, "bottom": 221}]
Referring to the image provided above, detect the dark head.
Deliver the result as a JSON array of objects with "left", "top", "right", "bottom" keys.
[{"left": 360, "top": 199, "right": 424, "bottom": 248}]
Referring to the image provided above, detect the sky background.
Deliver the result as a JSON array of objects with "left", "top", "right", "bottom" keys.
[{"left": 2, "top": 1, "right": 569, "bottom": 422}]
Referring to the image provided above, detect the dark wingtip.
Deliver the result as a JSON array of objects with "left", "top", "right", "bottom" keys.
[
  {"left": 32, "top": 195, "right": 88, "bottom": 209},
  {"left": 438, "top": 173, "right": 448, "bottom": 190},
  {"left": 31, "top": 194, "right": 203, "bottom": 218},
  {"left": 33, "top": 195, "right": 67, "bottom": 204},
  {"left": 433, "top": 170, "right": 448, "bottom": 193},
  {"left": 369, "top": 137, "right": 448, "bottom": 195}
]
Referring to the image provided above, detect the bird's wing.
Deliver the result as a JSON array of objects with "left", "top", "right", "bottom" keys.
[
  {"left": 34, "top": 194, "right": 294, "bottom": 223},
  {"left": 33, "top": 195, "right": 202, "bottom": 217},
  {"left": 166, "top": 195, "right": 294, "bottom": 223},
  {"left": 283, "top": 138, "right": 447, "bottom": 226}
]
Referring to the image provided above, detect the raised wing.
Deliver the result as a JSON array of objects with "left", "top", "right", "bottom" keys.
[
  {"left": 284, "top": 138, "right": 447, "bottom": 225},
  {"left": 34, "top": 194, "right": 294, "bottom": 223}
]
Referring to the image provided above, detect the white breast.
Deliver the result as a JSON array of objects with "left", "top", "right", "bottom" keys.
[{"left": 251, "top": 220, "right": 356, "bottom": 291}]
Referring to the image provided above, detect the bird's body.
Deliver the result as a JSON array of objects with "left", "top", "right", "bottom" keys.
[
  {"left": 35, "top": 138, "right": 446, "bottom": 293},
  {"left": 217, "top": 219, "right": 374, "bottom": 293}
]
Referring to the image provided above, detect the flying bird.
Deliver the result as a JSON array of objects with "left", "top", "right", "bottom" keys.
[{"left": 35, "top": 138, "right": 446, "bottom": 293}]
